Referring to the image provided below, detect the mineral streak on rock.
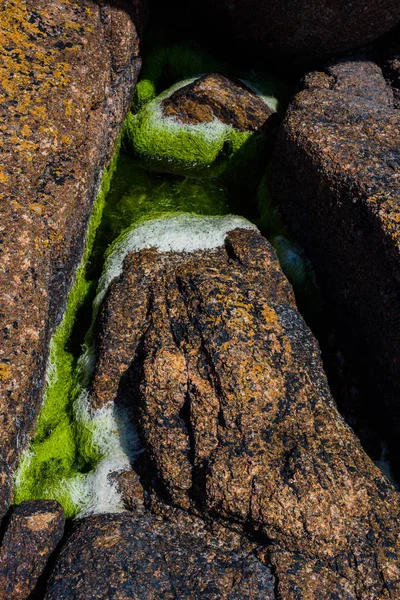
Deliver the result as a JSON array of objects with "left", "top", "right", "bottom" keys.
[
  {"left": 45, "top": 511, "right": 276, "bottom": 599},
  {"left": 161, "top": 73, "right": 277, "bottom": 131},
  {"left": 0, "top": 500, "right": 65, "bottom": 600},
  {"left": 269, "top": 58, "right": 400, "bottom": 472},
  {"left": 89, "top": 227, "right": 400, "bottom": 598},
  {"left": 0, "top": 0, "right": 144, "bottom": 520}
]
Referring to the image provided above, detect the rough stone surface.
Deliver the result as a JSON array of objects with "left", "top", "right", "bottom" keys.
[
  {"left": 269, "top": 58, "right": 400, "bottom": 473},
  {"left": 0, "top": 0, "right": 144, "bottom": 520},
  {"left": 202, "top": 0, "right": 400, "bottom": 65},
  {"left": 45, "top": 511, "right": 275, "bottom": 599},
  {"left": 161, "top": 73, "right": 277, "bottom": 131},
  {"left": 89, "top": 228, "right": 400, "bottom": 599},
  {"left": 0, "top": 500, "right": 65, "bottom": 600}
]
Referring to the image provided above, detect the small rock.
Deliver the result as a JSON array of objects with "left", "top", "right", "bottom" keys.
[
  {"left": 0, "top": 500, "right": 65, "bottom": 600},
  {"left": 161, "top": 73, "right": 277, "bottom": 131}
]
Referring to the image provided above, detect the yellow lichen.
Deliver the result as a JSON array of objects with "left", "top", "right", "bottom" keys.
[{"left": 0, "top": 363, "right": 12, "bottom": 382}]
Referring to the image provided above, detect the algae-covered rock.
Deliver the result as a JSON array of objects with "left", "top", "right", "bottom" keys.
[
  {"left": 126, "top": 73, "right": 279, "bottom": 178},
  {"left": 0, "top": 0, "right": 144, "bottom": 521},
  {"left": 86, "top": 223, "right": 400, "bottom": 598}
]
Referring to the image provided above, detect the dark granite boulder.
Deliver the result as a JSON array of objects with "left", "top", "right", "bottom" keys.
[
  {"left": 0, "top": 500, "right": 64, "bottom": 600},
  {"left": 201, "top": 0, "right": 400, "bottom": 66},
  {"left": 88, "top": 225, "right": 400, "bottom": 599},
  {"left": 269, "top": 57, "right": 400, "bottom": 474},
  {"left": 45, "top": 512, "right": 275, "bottom": 599},
  {"left": 0, "top": 0, "right": 144, "bottom": 521}
]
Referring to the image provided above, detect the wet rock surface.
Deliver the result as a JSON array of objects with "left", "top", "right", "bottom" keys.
[
  {"left": 202, "top": 0, "right": 400, "bottom": 65},
  {"left": 161, "top": 73, "right": 277, "bottom": 131},
  {"left": 89, "top": 227, "right": 400, "bottom": 598},
  {"left": 0, "top": 500, "right": 65, "bottom": 600},
  {"left": 45, "top": 511, "right": 275, "bottom": 599},
  {"left": 0, "top": 0, "right": 144, "bottom": 520},
  {"left": 269, "top": 58, "right": 400, "bottom": 472}
]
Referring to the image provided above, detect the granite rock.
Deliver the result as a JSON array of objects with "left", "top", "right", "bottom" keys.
[
  {"left": 202, "top": 0, "right": 400, "bottom": 66},
  {"left": 0, "top": 500, "right": 64, "bottom": 600},
  {"left": 89, "top": 227, "right": 400, "bottom": 598},
  {"left": 45, "top": 511, "right": 275, "bottom": 599},
  {"left": 269, "top": 57, "right": 400, "bottom": 474},
  {"left": 161, "top": 73, "right": 277, "bottom": 131},
  {"left": 0, "top": 0, "right": 144, "bottom": 520}
]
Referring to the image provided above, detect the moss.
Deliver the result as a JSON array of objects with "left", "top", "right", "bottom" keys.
[{"left": 14, "top": 135, "right": 122, "bottom": 518}]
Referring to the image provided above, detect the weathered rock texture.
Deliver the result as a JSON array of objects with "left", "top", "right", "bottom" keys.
[
  {"left": 0, "top": 0, "right": 144, "bottom": 520},
  {"left": 202, "top": 0, "right": 400, "bottom": 65},
  {"left": 45, "top": 511, "right": 275, "bottom": 599},
  {"left": 90, "top": 228, "right": 400, "bottom": 599},
  {"left": 269, "top": 58, "right": 400, "bottom": 472},
  {"left": 0, "top": 500, "right": 64, "bottom": 599},
  {"left": 161, "top": 73, "right": 277, "bottom": 131}
]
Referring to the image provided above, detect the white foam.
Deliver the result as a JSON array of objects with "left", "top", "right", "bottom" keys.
[
  {"left": 52, "top": 389, "right": 141, "bottom": 517},
  {"left": 95, "top": 214, "right": 258, "bottom": 311},
  {"left": 239, "top": 78, "right": 279, "bottom": 112}
]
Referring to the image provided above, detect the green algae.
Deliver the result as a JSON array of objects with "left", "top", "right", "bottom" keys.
[
  {"left": 14, "top": 144, "right": 235, "bottom": 518},
  {"left": 13, "top": 37, "right": 317, "bottom": 519},
  {"left": 127, "top": 78, "right": 274, "bottom": 180},
  {"left": 88, "top": 151, "right": 231, "bottom": 282},
  {"left": 14, "top": 137, "right": 123, "bottom": 518}
]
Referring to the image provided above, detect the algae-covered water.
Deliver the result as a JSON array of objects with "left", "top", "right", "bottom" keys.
[{"left": 14, "top": 41, "right": 317, "bottom": 518}]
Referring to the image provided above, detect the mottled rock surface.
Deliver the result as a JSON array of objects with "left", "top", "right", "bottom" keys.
[
  {"left": 45, "top": 512, "right": 275, "bottom": 599},
  {"left": 202, "top": 0, "right": 400, "bottom": 65},
  {"left": 269, "top": 58, "right": 400, "bottom": 472},
  {"left": 0, "top": 500, "right": 64, "bottom": 600},
  {"left": 0, "top": 0, "right": 144, "bottom": 520},
  {"left": 89, "top": 228, "right": 400, "bottom": 599},
  {"left": 161, "top": 73, "right": 277, "bottom": 131}
]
